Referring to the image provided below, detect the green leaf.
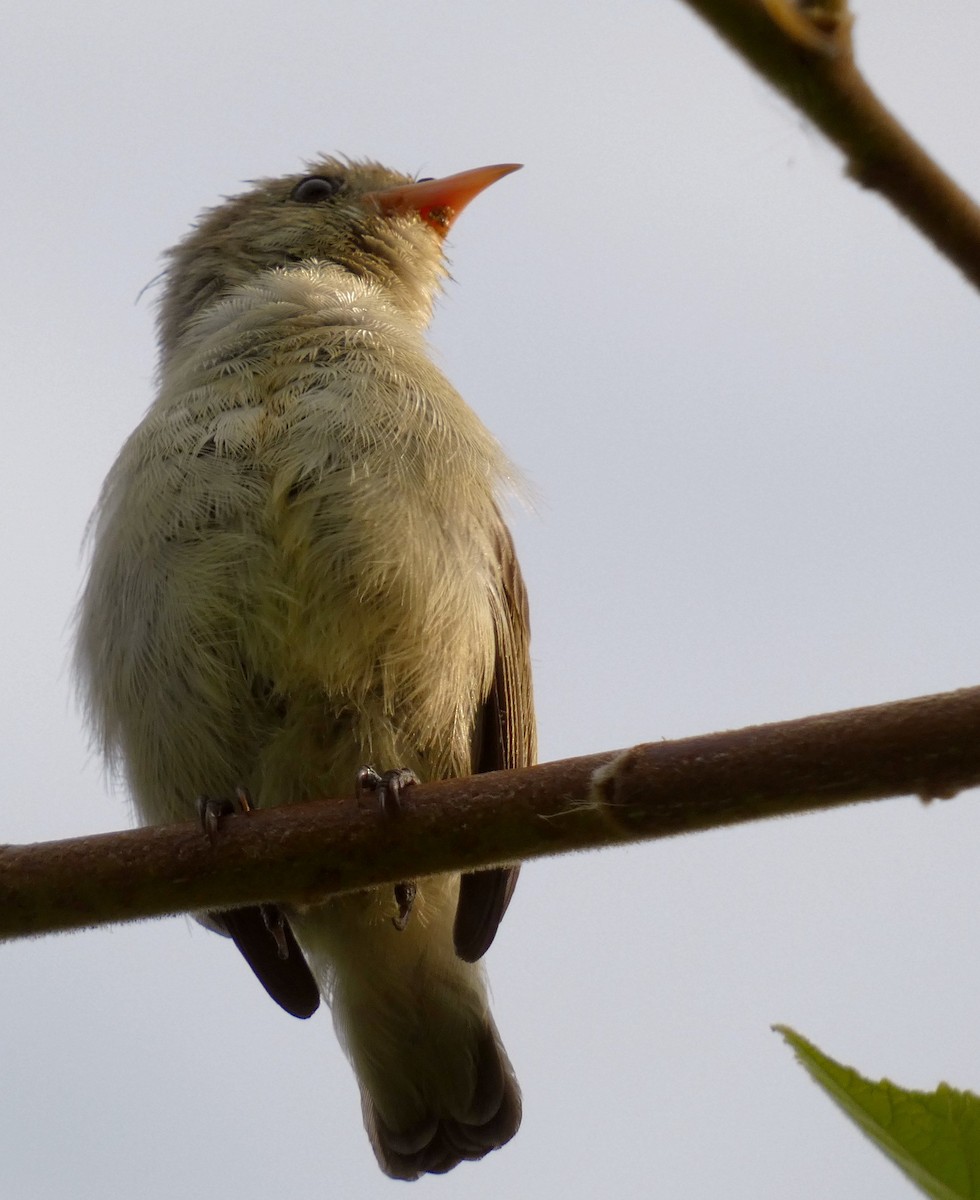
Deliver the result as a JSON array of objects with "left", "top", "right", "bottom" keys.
[{"left": 775, "top": 1025, "right": 980, "bottom": 1199}]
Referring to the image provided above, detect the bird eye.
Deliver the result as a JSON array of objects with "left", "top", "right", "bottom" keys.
[
  {"left": 291, "top": 176, "right": 343, "bottom": 204},
  {"left": 417, "top": 177, "right": 434, "bottom": 183}
]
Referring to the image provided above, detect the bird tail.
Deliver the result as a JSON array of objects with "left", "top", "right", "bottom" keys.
[
  {"left": 360, "top": 1011, "right": 521, "bottom": 1179},
  {"left": 291, "top": 874, "right": 521, "bottom": 1179}
]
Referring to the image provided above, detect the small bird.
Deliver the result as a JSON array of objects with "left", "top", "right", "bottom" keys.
[{"left": 74, "top": 156, "right": 535, "bottom": 1178}]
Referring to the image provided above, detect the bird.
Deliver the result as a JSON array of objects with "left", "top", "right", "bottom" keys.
[{"left": 74, "top": 155, "right": 535, "bottom": 1179}]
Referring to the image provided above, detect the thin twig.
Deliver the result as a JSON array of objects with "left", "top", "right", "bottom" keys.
[
  {"left": 2, "top": 685, "right": 979, "bottom": 942},
  {"left": 677, "top": 0, "right": 980, "bottom": 289}
]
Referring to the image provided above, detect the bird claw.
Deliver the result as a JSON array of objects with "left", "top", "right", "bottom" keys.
[
  {"left": 261, "top": 904, "right": 290, "bottom": 960},
  {"left": 355, "top": 766, "right": 419, "bottom": 818},
  {"left": 355, "top": 767, "right": 420, "bottom": 930},
  {"left": 392, "top": 881, "right": 417, "bottom": 931},
  {"left": 196, "top": 786, "right": 253, "bottom": 847}
]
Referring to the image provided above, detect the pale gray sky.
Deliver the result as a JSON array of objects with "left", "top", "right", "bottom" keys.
[{"left": 4, "top": 2, "right": 980, "bottom": 1197}]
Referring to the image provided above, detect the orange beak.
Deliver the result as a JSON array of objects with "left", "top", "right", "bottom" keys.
[{"left": 362, "top": 163, "right": 522, "bottom": 237}]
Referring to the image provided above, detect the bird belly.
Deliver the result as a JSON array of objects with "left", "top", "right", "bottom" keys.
[{"left": 78, "top": 406, "right": 498, "bottom": 827}]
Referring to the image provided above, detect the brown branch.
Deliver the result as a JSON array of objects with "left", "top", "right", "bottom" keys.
[
  {"left": 3, "top": 685, "right": 980, "bottom": 942},
  {"left": 676, "top": 0, "right": 980, "bottom": 289}
]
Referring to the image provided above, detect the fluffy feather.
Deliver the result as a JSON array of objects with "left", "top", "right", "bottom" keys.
[{"left": 75, "top": 157, "right": 534, "bottom": 1178}]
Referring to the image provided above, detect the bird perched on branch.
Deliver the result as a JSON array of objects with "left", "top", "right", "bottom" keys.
[{"left": 75, "top": 156, "right": 534, "bottom": 1179}]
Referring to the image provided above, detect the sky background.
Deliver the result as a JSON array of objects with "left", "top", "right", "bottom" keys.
[{"left": 4, "top": 2, "right": 980, "bottom": 1197}]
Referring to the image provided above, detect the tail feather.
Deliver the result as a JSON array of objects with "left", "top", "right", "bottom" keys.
[
  {"left": 364, "top": 1020, "right": 521, "bottom": 1180},
  {"left": 292, "top": 876, "right": 521, "bottom": 1179}
]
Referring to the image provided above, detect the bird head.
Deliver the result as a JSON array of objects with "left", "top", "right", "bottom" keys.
[{"left": 158, "top": 157, "right": 521, "bottom": 354}]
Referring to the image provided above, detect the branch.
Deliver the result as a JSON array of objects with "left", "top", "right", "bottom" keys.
[
  {"left": 3, "top": 685, "right": 980, "bottom": 942},
  {"left": 676, "top": 0, "right": 980, "bottom": 289}
]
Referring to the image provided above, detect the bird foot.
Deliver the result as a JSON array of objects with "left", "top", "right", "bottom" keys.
[
  {"left": 197, "top": 787, "right": 293, "bottom": 963},
  {"left": 355, "top": 767, "right": 420, "bottom": 931},
  {"left": 196, "top": 785, "right": 253, "bottom": 847},
  {"left": 355, "top": 766, "right": 419, "bottom": 817}
]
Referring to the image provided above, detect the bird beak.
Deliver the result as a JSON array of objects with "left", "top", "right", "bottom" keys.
[{"left": 362, "top": 163, "right": 522, "bottom": 237}]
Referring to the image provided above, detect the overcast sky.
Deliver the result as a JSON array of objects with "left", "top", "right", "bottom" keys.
[{"left": 4, "top": 2, "right": 980, "bottom": 1197}]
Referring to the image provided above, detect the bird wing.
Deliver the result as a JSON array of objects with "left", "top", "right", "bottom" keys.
[
  {"left": 212, "top": 905, "right": 321, "bottom": 1018},
  {"left": 453, "top": 518, "right": 536, "bottom": 962}
]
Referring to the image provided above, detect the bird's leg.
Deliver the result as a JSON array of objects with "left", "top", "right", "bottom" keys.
[{"left": 355, "top": 767, "right": 420, "bottom": 930}]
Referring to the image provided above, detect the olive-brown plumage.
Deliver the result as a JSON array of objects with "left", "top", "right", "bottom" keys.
[{"left": 75, "top": 156, "right": 533, "bottom": 1178}]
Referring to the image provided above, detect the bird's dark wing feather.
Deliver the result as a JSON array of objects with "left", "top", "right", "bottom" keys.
[
  {"left": 212, "top": 905, "right": 321, "bottom": 1019},
  {"left": 454, "top": 519, "right": 536, "bottom": 963}
]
